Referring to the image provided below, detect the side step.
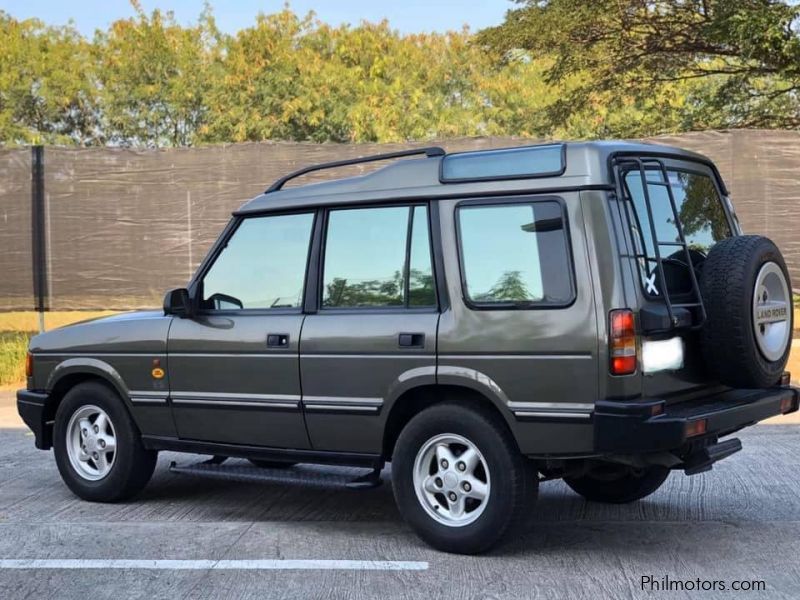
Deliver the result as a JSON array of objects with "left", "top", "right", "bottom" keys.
[
  {"left": 169, "top": 459, "right": 383, "bottom": 490},
  {"left": 682, "top": 438, "right": 742, "bottom": 476}
]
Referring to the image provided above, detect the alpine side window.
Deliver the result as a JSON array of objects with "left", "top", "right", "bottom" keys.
[
  {"left": 457, "top": 200, "right": 574, "bottom": 307},
  {"left": 322, "top": 204, "right": 436, "bottom": 309},
  {"left": 200, "top": 212, "right": 314, "bottom": 310}
]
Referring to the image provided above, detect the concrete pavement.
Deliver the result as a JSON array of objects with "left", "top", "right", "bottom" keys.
[{"left": 1, "top": 396, "right": 799, "bottom": 597}]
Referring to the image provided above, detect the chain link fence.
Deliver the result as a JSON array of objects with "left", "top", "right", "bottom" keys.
[{"left": 1, "top": 131, "right": 798, "bottom": 312}]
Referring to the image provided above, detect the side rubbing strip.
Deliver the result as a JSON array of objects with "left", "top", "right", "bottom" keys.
[
  {"left": 508, "top": 401, "right": 594, "bottom": 421},
  {"left": 169, "top": 391, "right": 301, "bottom": 410},
  {"left": 514, "top": 411, "right": 591, "bottom": 420},
  {"left": 303, "top": 396, "right": 383, "bottom": 414},
  {"left": 130, "top": 391, "right": 168, "bottom": 406}
]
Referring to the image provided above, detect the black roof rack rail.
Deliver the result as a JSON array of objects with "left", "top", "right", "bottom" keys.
[{"left": 265, "top": 146, "right": 446, "bottom": 193}]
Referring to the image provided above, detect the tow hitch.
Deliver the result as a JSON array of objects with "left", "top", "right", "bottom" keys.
[{"left": 681, "top": 438, "right": 742, "bottom": 476}]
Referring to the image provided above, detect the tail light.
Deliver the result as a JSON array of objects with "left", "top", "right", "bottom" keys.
[
  {"left": 25, "top": 353, "right": 33, "bottom": 378},
  {"left": 609, "top": 309, "right": 637, "bottom": 375}
]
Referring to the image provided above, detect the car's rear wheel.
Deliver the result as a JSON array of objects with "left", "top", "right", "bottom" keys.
[
  {"left": 54, "top": 381, "right": 157, "bottom": 502},
  {"left": 565, "top": 465, "right": 669, "bottom": 504},
  {"left": 391, "top": 403, "right": 537, "bottom": 554}
]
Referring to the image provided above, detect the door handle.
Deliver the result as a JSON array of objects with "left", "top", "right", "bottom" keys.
[
  {"left": 398, "top": 333, "right": 425, "bottom": 348},
  {"left": 267, "top": 333, "right": 290, "bottom": 348}
]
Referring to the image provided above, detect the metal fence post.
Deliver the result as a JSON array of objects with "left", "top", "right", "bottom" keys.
[{"left": 31, "top": 145, "right": 48, "bottom": 332}]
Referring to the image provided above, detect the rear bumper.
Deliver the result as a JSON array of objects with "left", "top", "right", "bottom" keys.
[
  {"left": 594, "top": 385, "right": 799, "bottom": 454},
  {"left": 16, "top": 389, "right": 52, "bottom": 450}
]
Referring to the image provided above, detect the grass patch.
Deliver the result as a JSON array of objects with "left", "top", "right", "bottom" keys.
[
  {"left": 0, "top": 311, "right": 117, "bottom": 388},
  {"left": 0, "top": 311, "right": 118, "bottom": 333},
  {"left": 0, "top": 331, "right": 33, "bottom": 387}
]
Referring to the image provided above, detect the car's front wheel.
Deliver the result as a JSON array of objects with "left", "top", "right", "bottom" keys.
[
  {"left": 53, "top": 381, "right": 157, "bottom": 502},
  {"left": 391, "top": 402, "right": 538, "bottom": 554}
]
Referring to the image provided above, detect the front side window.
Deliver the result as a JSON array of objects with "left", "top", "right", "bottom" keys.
[
  {"left": 322, "top": 205, "right": 436, "bottom": 308},
  {"left": 200, "top": 213, "right": 314, "bottom": 310},
  {"left": 457, "top": 200, "right": 573, "bottom": 307},
  {"left": 623, "top": 168, "right": 731, "bottom": 296}
]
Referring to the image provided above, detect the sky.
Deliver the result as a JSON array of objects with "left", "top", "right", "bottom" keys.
[{"left": 0, "top": 1, "right": 512, "bottom": 36}]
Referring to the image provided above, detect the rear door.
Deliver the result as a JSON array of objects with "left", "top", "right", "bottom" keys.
[
  {"left": 616, "top": 158, "right": 735, "bottom": 399},
  {"left": 167, "top": 211, "right": 315, "bottom": 448},
  {"left": 436, "top": 194, "right": 599, "bottom": 453},
  {"left": 299, "top": 204, "right": 439, "bottom": 453}
]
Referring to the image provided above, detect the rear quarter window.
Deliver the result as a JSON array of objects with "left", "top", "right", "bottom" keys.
[{"left": 456, "top": 200, "right": 574, "bottom": 308}]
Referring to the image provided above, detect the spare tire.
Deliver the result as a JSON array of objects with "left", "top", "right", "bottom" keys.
[{"left": 700, "top": 235, "right": 793, "bottom": 388}]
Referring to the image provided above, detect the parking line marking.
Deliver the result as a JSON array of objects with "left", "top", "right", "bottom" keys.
[{"left": 0, "top": 559, "right": 429, "bottom": 571}]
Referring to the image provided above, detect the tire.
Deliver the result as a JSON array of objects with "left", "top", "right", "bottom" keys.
[
  {"left": 53, "top": 381, "right": 157, "bottom": 502},
  {"left": 391, "top": 402, "right": 538, "bottom": 554},
  {"left": 565, "top": 465, "right": 669, "bottom": 504},
  {"left": 248, "top": 459, "right": 296, "bottom": 469},
  {"left": 700, "top": 235, "right": 793, "bottom": 388}
]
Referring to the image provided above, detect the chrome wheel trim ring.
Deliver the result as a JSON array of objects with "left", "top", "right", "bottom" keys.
[
  {"left": 412, "top": 433, "right": 491, "bottom": 528},
  {"left": 752, "top": 261, "right": 791, "bottom": 362},
  {"left": 66, "top": 404, "right": 117, "bottom": 481}
]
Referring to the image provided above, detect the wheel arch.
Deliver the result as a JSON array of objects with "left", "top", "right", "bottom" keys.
[
  {"left": 47, "top": 358, "right": 129, "bottom": 397},
  {"left": 381, "top": 383, "right": 518, "bottom": 460},
  {"left": 45, "top": 359, "right": 133, "bottom": 426}
]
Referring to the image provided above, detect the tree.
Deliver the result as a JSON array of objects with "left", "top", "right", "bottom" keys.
[
  {"left": 0, "top": 12, "right": 99, "bottom": 145},
  {"left": 94, "top": 1, "right": 221, "bottom": 146},
  {"left": 477, "top": 0, "right": 800, "bottom": 129},
  {"left": 203, "top": 12, "right": 497, "bottom": 143},
  {"left": 3, "top": 2, "right": 800, "bottom": 147}
]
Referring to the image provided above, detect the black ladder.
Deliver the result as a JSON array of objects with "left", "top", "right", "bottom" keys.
[{"left": 616, "top": 157, "right": 707, "bottom": 331}]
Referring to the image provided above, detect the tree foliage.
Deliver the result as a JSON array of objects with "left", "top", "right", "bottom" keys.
[
  {"left": 0, "top": 13, "right": 98, "bottom": 144},
  {"left": 477, "top": 0, "right": 800, "bottom": 130},
  {"left": 94, "top": 1, "right": 221, "bottom": 146},
  {"left": 1, "top": 1, "right": 799, "bottom": 147}
]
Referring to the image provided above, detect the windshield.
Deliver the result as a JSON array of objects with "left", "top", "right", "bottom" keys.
[{"left": 623, "top": 167, "right": 731, "bottom": 298}]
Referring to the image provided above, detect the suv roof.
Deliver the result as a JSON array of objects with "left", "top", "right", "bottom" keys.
[{"left": 237, "top": 140, "right": 717, "bottom": 215}]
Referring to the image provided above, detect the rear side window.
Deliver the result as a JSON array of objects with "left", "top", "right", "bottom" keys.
[
  {"left": 457, "top": 200, "right": 573, "bottom": 307},
  {"left": 322, "top": 205, "right": 436, "bottom": 309}
]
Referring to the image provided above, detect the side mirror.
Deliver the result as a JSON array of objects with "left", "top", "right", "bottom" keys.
[{"left": 163, "top": 288, "right": 193, "bottom": 317}]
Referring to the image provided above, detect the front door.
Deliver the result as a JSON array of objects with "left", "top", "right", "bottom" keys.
[{"left": 167, "top": 211, "right": 316, "bottom": 448}]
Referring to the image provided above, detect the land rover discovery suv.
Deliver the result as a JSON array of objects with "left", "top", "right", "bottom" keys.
[{"left": 17, "top": 142, "right": 797, "bottom": 554}]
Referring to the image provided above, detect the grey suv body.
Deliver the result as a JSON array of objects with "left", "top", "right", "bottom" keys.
[{"left": 17, "top": 142, "right": 798, "bottom": 553}]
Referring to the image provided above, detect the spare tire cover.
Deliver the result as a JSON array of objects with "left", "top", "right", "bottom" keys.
[{"left": 700, "top": 235, "right": 793, "bottom": 388}]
